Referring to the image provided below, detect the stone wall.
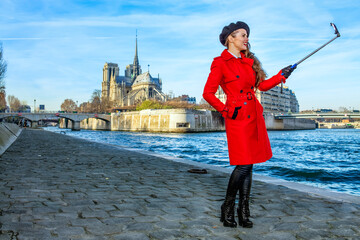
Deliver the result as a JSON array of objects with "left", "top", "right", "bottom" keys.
[
  {"left": 264, "top": 113, "right": 316, "bottom": 130},
  {"left": 58, "top": 109, "right": 316, "bottom": 132},
  {"left": 80, "top": 118, "right": 110, "bottom": 130},
  {"left": 111, "top": 109, "right": 225, "bottom": 132},
  {"left": 318, "top": 122, "right": 360, "bottom": 129},
  {"left": 0, "top": 123, "right": 22, "bottom": 156}
]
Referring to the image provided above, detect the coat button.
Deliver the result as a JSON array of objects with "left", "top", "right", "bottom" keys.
[
  {"left": 251, "top": 86, "right": 254, "bottom": 89},
  {"left": 248, "top": 115, "right": 250, "bottom": 118},
  {"left": 244, "top": 102, "right": 247, "bottom": 105},
  {"left": 240, "top": 90, "right": 243, "bottom": 93},
  {"left": 236, "top": 75, "right": 239, "bottom": 78}
]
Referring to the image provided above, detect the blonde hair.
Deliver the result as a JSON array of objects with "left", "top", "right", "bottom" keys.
[{"left": 225, "top": 32, "right": 267, "bottom": 88}]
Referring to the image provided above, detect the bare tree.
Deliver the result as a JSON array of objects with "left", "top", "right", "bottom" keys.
[
  {"left": 7, "top": 95, "right": 21, "bottom": 112},
  {"left": 90, "top": 96, "right": 101, "bottom": 113},
  {"left": 61, "top": 99, "right": 77, "bottom": 112},
  {"left": 78, "top": 102, "right": 92, "bottom": 113},
  {"left": 0, "top": 43, "right": 7, "bottom": 111},
  {"left": 0, "top": 91, "right": 6, "bottom": 112},
  {"left": 100, "top": 98, "right": 113, "bottom": 113},
  {"left": 338, "top": 107, "right": 351, "bottom": 113},
  {"left": 0, "top": 43, "right": 7, "bottom": 92},
  {"left": 91, "top": 89, "right": 101, "bottom": 100}
]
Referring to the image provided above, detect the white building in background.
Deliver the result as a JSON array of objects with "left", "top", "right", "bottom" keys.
[{"left": 215, "top": 84, "right": 299, "bottom": 113}]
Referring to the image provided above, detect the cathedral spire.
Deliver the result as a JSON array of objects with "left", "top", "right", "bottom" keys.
[{"left": 132, "top": 30, "right": 140, "bottom": 82}]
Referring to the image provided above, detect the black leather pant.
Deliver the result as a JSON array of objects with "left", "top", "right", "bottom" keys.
[{"left": 225, "top": 164, "right": 253, "bottom": 203}]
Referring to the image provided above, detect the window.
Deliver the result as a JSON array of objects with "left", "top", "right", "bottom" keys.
[{"left": 176, "top": 122, "right": 190, "bottom": 128}]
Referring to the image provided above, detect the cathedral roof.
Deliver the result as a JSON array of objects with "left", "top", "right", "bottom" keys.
[
  {"left": 115, "top": 76, "right": 132, "bottom": 87},
  {"left": 132, "top": 72, "right": 160, "bottom": 87}
]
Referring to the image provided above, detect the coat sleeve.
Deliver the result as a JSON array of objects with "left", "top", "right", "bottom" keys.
[
  {"left": 258, "top": 70, "right": 286, "bottom": 92},
  {"left": 202, "top": 59, "right": 226, "bottom": 112}
]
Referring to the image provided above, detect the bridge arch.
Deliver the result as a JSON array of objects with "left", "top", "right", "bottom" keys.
[
  {"left": 0, "top": 113, "right": 111, "bottom": 131},
  {"left": 0, "top": 115, "right": 32, "bottom": 127},
  {"left": 77, "top": 116, "right": 111, "bottom": 131}
]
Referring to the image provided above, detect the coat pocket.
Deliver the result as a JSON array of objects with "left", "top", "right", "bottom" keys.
[
  {"left": 231, "top": 106, "right": 242, "bottom": 120},
  {"left": 222, "top": 77, "right": 239, "bottom": 84}
]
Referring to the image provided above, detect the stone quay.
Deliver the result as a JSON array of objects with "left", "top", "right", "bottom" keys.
[{"left": 1, "top": 129, "right": 359, "bottom": 239}]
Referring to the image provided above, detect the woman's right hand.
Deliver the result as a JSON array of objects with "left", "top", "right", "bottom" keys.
[{"left": 221, "top": 106, "right": 235, "bottom": 119}]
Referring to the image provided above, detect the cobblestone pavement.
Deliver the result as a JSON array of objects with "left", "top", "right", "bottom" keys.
[{"left": 1, "top": 129, "right": 360, "bottom": 240}]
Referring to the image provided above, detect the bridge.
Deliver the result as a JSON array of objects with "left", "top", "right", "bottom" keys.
[
  {"left": 274, "top": 113, "right": 360, "bottom": 120},
  {"left": 0, "top": 112, "right": 111, "bottom": 131}
]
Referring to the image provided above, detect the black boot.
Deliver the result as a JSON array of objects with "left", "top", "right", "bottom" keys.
[
  {"left": 220, "top": 200, "right": 237, "bottom": 228},
  {"left": 237, "top": 165, "right": 253, "bottom": 228},
  {"left": 237, "top": 197, "right": 253, "bottom": 228},
  {"left": 220, "top": 164, "right": 252, "bottom": 228}
]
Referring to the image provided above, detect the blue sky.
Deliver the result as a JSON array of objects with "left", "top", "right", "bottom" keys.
[{"left": 0, "top": 0, "right": 359, "bottom": 111}]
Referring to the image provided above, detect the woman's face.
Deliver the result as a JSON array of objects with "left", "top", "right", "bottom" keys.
[{"left": 228, "top": 29, "right": 248, "bottom": 52}]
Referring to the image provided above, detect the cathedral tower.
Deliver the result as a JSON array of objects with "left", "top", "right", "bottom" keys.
[
  {"left": 132, "top": 32, "right": 141, "bottom": 82},
  {"left": 102, "top": 63, "right": 119, "bottom": 101}
]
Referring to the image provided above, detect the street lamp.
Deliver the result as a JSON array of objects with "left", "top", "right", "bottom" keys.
[{"left": 34, "top": 99, "right": 36, "bottom": 113}]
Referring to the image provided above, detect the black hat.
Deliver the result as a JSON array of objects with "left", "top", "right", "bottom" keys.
[{"left": 219, "top": 21, "right": 250, "bottom": 46}]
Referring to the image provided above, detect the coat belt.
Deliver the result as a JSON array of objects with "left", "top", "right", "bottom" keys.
[{"left": 227, "top": 90, "right": 255, "bottom": 101}]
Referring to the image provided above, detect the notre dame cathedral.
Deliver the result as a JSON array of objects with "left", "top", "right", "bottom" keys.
[{"left": 101, "top": 36, "right": 166, "bottom": 107}]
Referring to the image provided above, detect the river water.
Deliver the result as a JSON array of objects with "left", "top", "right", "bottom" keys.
[{"left": 44, "top": 127, "right": 360, "bottom": 196}]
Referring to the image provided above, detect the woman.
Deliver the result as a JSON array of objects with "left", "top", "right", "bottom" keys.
[{"left": 203, "top": 21, "right": 295, "bottom": 228}]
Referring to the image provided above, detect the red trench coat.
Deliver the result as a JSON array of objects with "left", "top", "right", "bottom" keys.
[{"left": 203, "top": 50, "right": 285, "bottom": 165}]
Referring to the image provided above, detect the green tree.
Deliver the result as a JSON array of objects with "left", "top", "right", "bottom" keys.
[{"left": 136, "top": 100, "right": 164, "bottom": 111}]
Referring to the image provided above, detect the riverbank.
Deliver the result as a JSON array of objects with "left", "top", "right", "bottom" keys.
[
  {"left": 1, "top": 129, "right": 359, "bottom": 239},
  {"left": 0, "top": 123, "right": 22, "bottom": 156}
]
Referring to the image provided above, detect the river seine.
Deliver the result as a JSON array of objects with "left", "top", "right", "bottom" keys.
[{"left": 44, "top": 127, "right": 360, "bottom": 196}]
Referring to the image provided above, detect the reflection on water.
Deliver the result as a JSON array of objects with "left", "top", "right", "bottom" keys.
[{"left": 44, "top": 127, "right": 360, "bottom": 196}]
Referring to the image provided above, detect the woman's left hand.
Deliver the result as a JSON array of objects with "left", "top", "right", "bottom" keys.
[{"left": 281, "top": 65, "right": 296, "bottom": 78}]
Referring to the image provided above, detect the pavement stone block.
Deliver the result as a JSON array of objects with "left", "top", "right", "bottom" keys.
[
  {"left": 181, "top": 219, "right": 217, "bottom": 229},
  {"left": 206, "top": 236, "right": 239, "bottom": 240},
  {"left": 329, "top": 228, "right": 357, "bottom": 237},
  {"left": 112, "top": 232, "right": 150, "bottom": 240},
  {"left": 53, "top": 226, "right": 86, "bottom": 237},
  {"left": 132, "top": 215, "right": 161, "bottom": 223},
  {"left": 1, "top": 222, "right": 33, "bottom": 232},
  {"left": 183, "top": 227, "right": 210, "bottom": 238},
  {"left": 307, "top": 213, "right": 336, "bottom": 221},
  {"left": 295, "top": 229, "right": 335, "bottom": 240},
  {"left": 300, "top": 220, "right": 330, "bottom": 230},
  {"left": 154, "top": 220, "right": 183, "bottom": 229},
  {"left": 160, "top": 213, "right": 189, "bottom": 221},
  {"left": 85, "top": 223, "right": 123, "bottom": 236},
  {"left": 124, "top": 222, "right": 154, "bottom": 231},
  {"left": 70, "top": 217, "right": 104, "bottom": 226},
  {"left": 262, "top": 231, "right": 298, "bottom": 240},
  {"left": 273, "top": 222, "right": 303, "bottom": 231},
  {"left": 162, "top": 206, "right": 190, "bottom": 215},
  {"left": 33, "top": 219, "right": 70, "bottom": 228},
  {"left": 81, "top": 210, "right": 110, "bottom": 219},
  {"left": 149, "top": 229, "right": 183, "bottom": 240},
  {"left": 108, "top": 209, "right": 140, "bottom": 218}
]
